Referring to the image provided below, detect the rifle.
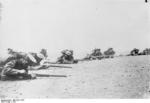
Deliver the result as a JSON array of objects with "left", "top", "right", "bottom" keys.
[
  {"left": 48, "top": 65, "right": 72, "bottom": 68},
  {"left": 29, "top": 64, "right": 72, "bottom": 71},
  {"left": 35, "top": 73, "right": 67, "bottom": 77},
  {"left": 40, "top": 60, "right": 72, "bottom": 68}
]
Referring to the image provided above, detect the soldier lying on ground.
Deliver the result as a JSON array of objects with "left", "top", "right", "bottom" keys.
[
  {"left": 28, "top": 52, "right": 73, "bottom": 70},
  {"left": 0, "top": 49, "right": 28, "bottom": 67},
  {"left": 0, "top": 53, "right": 37, "bottom": 81},
  {"left": 28, "top": 52, "right": 51, "bottom": 70},
  {"left": 83, "top": 49, "right": 103, "bottom": 60},
  {"left": 6, "top": 48, "right": 50, "bottom": 71},
  {"left": 142, "top": 48, "right": 150, "bottom": 55},
  {"left": 130, "top": 48, "right": 139, "bottom": 56},
  {"left": 57, "top": 50, "right": 78, "bottom": 64},
  {"left": 90, "top": 49, "right": 103, "bottom": 60},
  {"left": 103, "top": 48, "right": 115, "bottom": 58}
]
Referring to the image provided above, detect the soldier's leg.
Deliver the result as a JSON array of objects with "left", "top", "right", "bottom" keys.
[
  {"left": 1, "top": 68, "right": 36, "bottom": 80},
  {"left": 1, "top": 73, "right": 36, "bottom": 81}
]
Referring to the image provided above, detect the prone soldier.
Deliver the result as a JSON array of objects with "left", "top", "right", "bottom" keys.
[
  {"left": 57, "top": 50, "right": 78, "bottom": 64},
  {"left": 0, "top": 53, "right": 37, "bottom": 81}
]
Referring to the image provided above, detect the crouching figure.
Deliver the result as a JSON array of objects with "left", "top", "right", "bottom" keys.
[{"left": 0, "top": 54, "right": 36, "bottom": 81}]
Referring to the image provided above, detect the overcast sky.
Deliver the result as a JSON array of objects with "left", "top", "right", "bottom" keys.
[{"left": 0, "top": 0, "right": 149, "bottom": 60}]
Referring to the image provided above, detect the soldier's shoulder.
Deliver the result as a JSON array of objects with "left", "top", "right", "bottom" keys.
[{"left": 4, "top": 56, "right": 16, "bottom": 63}]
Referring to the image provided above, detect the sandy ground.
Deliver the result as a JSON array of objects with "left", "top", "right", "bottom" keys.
[{"left": 0, "top": 55, "right": 150, "bottom": 99}]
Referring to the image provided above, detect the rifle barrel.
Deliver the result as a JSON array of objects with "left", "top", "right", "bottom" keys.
[
  {"left": 49, "top": 65, "right": 72, "bottom": 68},
  {"left": 35, "top": 74, "right": 67, "bottom": 77}
]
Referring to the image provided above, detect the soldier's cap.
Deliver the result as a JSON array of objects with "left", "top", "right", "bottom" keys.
[{"left": 27, "top": 53, "right": 37, "bottom": 63}]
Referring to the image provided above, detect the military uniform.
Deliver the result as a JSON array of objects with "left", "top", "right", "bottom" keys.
[
  {"left": 57, "top": 50, "right": 78, "bottom": 64},
  {"left": 29, "top": 53, "right": 44, "bottom": 66},
  {"left": 0, "top": 54, "right": 36, "bottom": 81}
]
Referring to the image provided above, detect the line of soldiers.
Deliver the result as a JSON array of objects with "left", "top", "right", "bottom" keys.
[
  {"left": 129, "top": 48, "right": 150, "bottom": 56},
  {"left": 84, "top": 48, "right": 115, "bottom": 60},
  {"left": 1, "top": 47, "right": 149, "bottom": 81},
  {"left": 0, "top": 48, "right": 77, "bottom": 81},
  {"left": 0, "top": 48, "right": 50, "bottom": 81}
]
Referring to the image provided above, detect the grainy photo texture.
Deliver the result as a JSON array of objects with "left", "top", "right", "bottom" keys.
[{"left": 0, "top": 0, "right": 150, "bottom": 99}]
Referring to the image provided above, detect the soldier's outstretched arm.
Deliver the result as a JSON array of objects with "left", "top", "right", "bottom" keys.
[{"left": 2, "top": 60, "right": 26, "bottom": 75}]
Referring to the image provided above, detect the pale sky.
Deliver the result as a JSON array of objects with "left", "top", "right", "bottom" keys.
[{"left": 0, "top": 0, "right": 149, "bottom": 60}]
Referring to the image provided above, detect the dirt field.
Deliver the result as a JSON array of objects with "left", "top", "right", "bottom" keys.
[{"left": 0, "top": 55, "right": 150, "bottom": 99}]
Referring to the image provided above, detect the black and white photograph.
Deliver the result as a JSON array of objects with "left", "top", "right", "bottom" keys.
[{"left": 0, "top": 0, "right": 150, "bottom": 100}]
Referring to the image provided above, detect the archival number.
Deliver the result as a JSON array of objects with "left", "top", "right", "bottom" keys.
[{"left": 1, "top": 99, "right": 24, "bottom": 103}]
